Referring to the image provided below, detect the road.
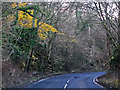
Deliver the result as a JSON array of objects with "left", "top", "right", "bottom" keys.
[{"left": 25, "top": 72, "right": 106, "bottom": 89}]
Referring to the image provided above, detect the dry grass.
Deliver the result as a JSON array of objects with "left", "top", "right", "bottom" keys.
[{"left": 98, "top": 71, "right": 119, "bottom": 88}]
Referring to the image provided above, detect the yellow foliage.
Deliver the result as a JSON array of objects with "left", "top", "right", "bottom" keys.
[
  {"left": 11, "top": 3, "right": 17, "bottom": 8},
  {"left": 18, "top": 10, "right": 34, "bottom": 28},
  {"left": 57, "top": 32, "right": 64, "bottom": 35},
  {"left": 32, "top": 55, "right": 38, "bottom": 60},
  {"left": 37, "top": 22, "right": 58, "bottom": 39},
  {"left": 39, "top": 22, "right": 58, "bottom": 32},
  {"left": 11, "top": 2, "right": 61, "bottom": 40},
  {"left": 18, "top": 10, "right": 58, "bottom": 39},
  {"left": 11, "top": 2, "right": 27, "bottom": 8},
  {"left": 19, "top": 2, "right": 27, "bottom": 7},
  {"left": 22, "top": 62, "right": 25, "bottom": 67}
]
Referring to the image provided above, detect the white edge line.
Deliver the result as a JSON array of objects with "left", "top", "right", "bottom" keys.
[
  {"left": 37, "top": 75, "right": 56, "bottom": 83},
  {"left": 93, "top": 76, "right": 104, "bottom": 88},
  {"left": 27, "top": 76, "right": 56, "bottom": 87},
  {"left": 27, "top": 74, "right": 70, "bottom": 88},
  {"left": 38, "top": 78, "right": 47, "bottom": 82}
]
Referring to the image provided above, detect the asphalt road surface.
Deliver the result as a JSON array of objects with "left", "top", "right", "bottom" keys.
[{"left": 25, "top": 72, "right": 106, "bottom": 89}]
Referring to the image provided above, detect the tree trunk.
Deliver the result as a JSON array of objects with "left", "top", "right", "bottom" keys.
[
  {"left": 47, "top": 34, "right": 56, "bottom": 71},
  {"left": 25, "top": 10, "right": 35, "bottom": 72},
  {"left": 118, "top": 1, "right": 120, "bottom": 88},
  {"left": 75, "top": 4, "right": 79, "bottom": 29},
  {"left": 47, "top": 34, "right": 55, "bottom": 61},
  {"left": 94, "top": 2, "right": 111, "bottom": 67},
  {"left": 25, "top": 49, "right": 33, "bottom": 72}
]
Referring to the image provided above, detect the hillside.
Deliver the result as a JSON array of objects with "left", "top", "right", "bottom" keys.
[{"left": 1, "top": 2, "right": 120, "bottom": 88}]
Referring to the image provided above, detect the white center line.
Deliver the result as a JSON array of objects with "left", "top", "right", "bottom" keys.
[
  {"left": 67, "top": 80, "right": 70, "bottom": 83},
  {"left": 64, "top": 77, "right": 74, "bottom": 89},
  {"left": 64, "top": 84, "right": 68, "bottom": 89}
]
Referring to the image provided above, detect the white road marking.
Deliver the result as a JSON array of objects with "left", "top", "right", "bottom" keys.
[
  {"left": 93, "top": 76, "right": 104, "bottom": 88},
  {"left": 67, "top": 80, "right": 70, "bottom": 83},
  {"left": 66, "top": 77, "right": 73, "bottom": 83},
  {"left": 31, "top": 78, "right": 48, "bottom": 85},
  {"left": 30, "top": 76, "right": 56, "bottom": 86},
  {"left": 64, "top": 77, "right": 75, "bottom": 89},
  {"left": 38, "top": 79, "right": 47, "bottom": 82},
  {"left": 28, "top": 73, "right": 105, "bottom": 88},
  {"left": 64, "top": 84, "right": 68, "bottom": 89}
]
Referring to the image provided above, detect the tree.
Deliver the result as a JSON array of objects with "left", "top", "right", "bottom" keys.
[
  {"left": 4, "top": 2, "right": 60, "bottom": 72},
  {"left": 93, "top": 2, "right": 119, "bottom": 70},
  {"left": 118, "top": 1, "right": 120, "bottom": 88}
]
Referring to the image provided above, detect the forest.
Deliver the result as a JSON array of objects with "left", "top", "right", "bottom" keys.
[{"left": 1, "top": 1, "right": 120, "bottom": 88}]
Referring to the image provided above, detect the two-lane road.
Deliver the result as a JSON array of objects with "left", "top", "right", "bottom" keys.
[{"left": 25, "top": 72, "right": 106, "bottom": 88}]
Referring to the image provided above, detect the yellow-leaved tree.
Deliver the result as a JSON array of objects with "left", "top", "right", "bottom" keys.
[
  {"left": 12, "top": 2, "right": 58, "bottom": 40},
  {"left": 9, "top": 2, "right": 61, "bottom": 71}
]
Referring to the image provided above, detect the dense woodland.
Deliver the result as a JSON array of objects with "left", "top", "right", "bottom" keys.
[{"left": 1, "top": 1, "right": 120, "bottom": 88}]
